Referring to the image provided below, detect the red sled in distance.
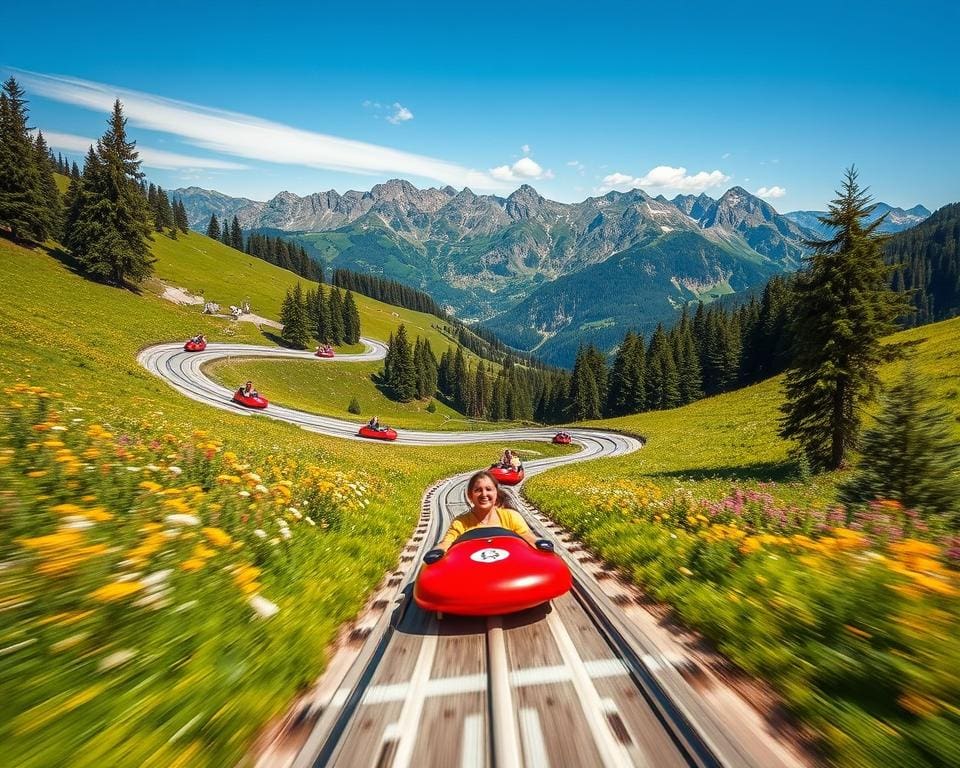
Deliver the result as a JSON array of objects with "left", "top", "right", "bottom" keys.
[
  {"left": 184, "top": 340, "right": 207, "bottom": 352},
  {"left": 552, "top": 433, "right": 572, "bottom": 445},
  {"left": 358, "top": 425, "right": 398, "bottom": 441},
  {"left": 316, "top": 349, "right": 335, "bottom": 358},
  {"left": 232, "top": 391, "right": 268, "bottom": 409},
  {"left": 489, "top": 465, "right": 524, "bottom": 485},
  {"left": 415, "top": 527, "right": 571, "bottom": 616}
]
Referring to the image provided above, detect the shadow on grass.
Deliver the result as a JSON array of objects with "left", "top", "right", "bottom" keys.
[{"left": 647, "top": 459, "right": 798, "bottom": 484}]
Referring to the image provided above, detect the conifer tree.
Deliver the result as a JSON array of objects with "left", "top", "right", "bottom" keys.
[
  {"left": 390, "top": 324, "right": 416, "bottom": 401},
  {"left": 314, "top": 285, "right": 330, "bottom": 343},
  {"left": 32, "top": 131, "right": 62, "bottom": 238},
  {"left": 838, "top": 364, "right": 960, "bottom": 520},
  {"left": 328, "top": 286, "right": 345, "bottom": 344},
  {"left": 780, "top": 168, "right": 910, "bottom": 470},
  {"left": 452, "top": 347, "right": 468, "bottom": 411},
  {"left": 153, "top": 187, "right": 173, "bottom": 232},
  {"left": 221, "top": 219, "right": 232, "bottom": 246},
  {"left": 674, "top": 307, "right": 703, "bottom": 404},
  {"left": 568, "top": 346, "right": 602, "bottom": 420},
  {"left": 280, "top": 283, "right": 310, "bottom": 349},
  {"left": 230, "top": 216, "right": 243, "bottom": 250},
  {"left": 645, "top": 324, "right": 680, "bottom": 410},
  {"left": 473, "top": 361, "right": 490, "bottom": 418},
  {"left": 382, "top": 331, "right": 395, "bottom": 384},
  {"left": 64, "top": 100, "right": 153, "bottom": 286},
  {"left": 342, "top": 290, "right": 361, "bottom": 344},
  {"left": 0, "top": 78, "right": 48, "bottom": 242},
  {"left": 174, "top": 198, "right": 189, "bottom": 233}
]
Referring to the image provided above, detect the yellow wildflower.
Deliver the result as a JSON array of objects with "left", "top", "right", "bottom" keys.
[{"left": 91, "top": 582, "right": 144, "bottom": 601}]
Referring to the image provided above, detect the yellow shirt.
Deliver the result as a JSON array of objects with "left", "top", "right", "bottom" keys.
[{"left": 440, "top": 507, "right": 531, "bottom": 548}]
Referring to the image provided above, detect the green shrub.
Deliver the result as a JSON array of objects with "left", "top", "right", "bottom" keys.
[{"left": 347, "top": 396, "right": 361, "bottom": 415}]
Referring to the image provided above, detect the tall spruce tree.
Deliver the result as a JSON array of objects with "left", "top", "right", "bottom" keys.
[
  {"left": 569, "top": 346, "right": 602, "bottom": 420},
  {"left": 32, "top": 131, "right": 62, "bottom": 238},
  {"left": 390, "top": 324, "right": 416, "bottom": 401},
  {"left": 645, "top": 324, "right": 680, "bottom": 410},
  {"left": 674, "top": 307, "right": 703, "bottom": 404},
  {"left": 0, "top": 78, "right": 49, "bottom": 242},
  {"left": 206, "top": 213, "right": 220, "bottom": 240},
  {"left": 280, "top": 283, "right": 310, "bottom": 349},
  {"left": 230, "top": 216, "right": 243, "bottom": 250},
  {"left": 838, "top": 364, "right": 960, "bottom": 521},
  {"left": 452, "top": 347, "right": 468, "bottom": 410},
  {"left": 314, "top": 285, "right": 331, "bottom": 343},
  {"left": 328, "top": 286, "right": 345, "bottom": 344},
  {"left": 174, "top": 198, "right": 189, "bottom": 233},
  {"left": 342, "top": 290, "right": 361, "bottom": 344},
  {"left": 780, "top": 168, "right": 910, "bottom": 470},
  {"left": 64, "top": 100, "right": 153, "bottom": 286}
]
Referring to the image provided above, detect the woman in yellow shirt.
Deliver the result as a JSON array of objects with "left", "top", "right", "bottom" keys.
[{"left": 423, "top": 471, "right": 553, "bottom": 563}]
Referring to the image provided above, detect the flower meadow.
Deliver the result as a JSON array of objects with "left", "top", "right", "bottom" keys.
[
  {"left": 525, "top": 476, "right": 960, "bottom": 766},
  {"left": 0, "top": 384, "right": 396, "bottom": 767}
]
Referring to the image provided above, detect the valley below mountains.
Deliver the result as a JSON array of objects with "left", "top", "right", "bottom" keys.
[{"left": 176, "top": 180, "right": 928, "bottom": 366}]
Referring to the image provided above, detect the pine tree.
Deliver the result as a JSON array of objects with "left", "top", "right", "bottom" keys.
[
  {"left": 780, "top": 168, "right": 911, "bottom": 470},
  {"left": 568, "top": 346, "right": 602, "bottom": 420},
  {"left": 0, "top": 78, "right": 48, "bottom": 242},
  {"left": 342, "top": 290, "right": 360, "bottom": 344},
  {"left": 64, "top": 100, "right": 153, "bottom": 286},
  {"left": 32, "top": 131, "right": 62, "bottom": 239},
  {"left": 221, "top": 219, "right": 232, "bottom": 246},
  {"left": 207, "top": 213, "right": 220, "bottom": 240},
  {"left": 838, "top": 364, "right": 960, "bottom": 520},
  {"left": 675, "top": 307, "right": 703, "bottom": 404},
  {"left": 280, "top": 283, "right": 310, "bottom": 349},
  {"left": 382, "top": 332, "right": 395, "bottom": 384},
  {"left": 314, "top": 285, "right": 331, "bottom": 343},
  {"left": 645, "top": 324, "right": 680, "bottom": 410},
  {"left": 328, "top": 287, "right": 345, "bottom": 344},
  {"left": 390, "top": 324, "right": 416, "bottom": 401},
  {"left": 174, "top": 198, "right": 189, "bottom": 233},
  {"left": 230, "top": 216, "right": 243, "bottom": 250},
  {"left": 153, "top": 187, "right": 173, "bottom": 232},
  {"left": 473, "top": 361, "right": 490, "bottom": 418},
  {"left": 452, "top": 346, "right": 468, "bottom": 411}
]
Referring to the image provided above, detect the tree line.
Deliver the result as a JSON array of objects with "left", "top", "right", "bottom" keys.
[
  {"left": 278, "top": 281, "right": 361, "bottom": 350},
  {"left": 205, "top": 215, "right": 323, "bottom": 283}
]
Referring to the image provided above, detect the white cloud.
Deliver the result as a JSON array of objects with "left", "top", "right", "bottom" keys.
[
  {"left": 521, "top": 144, "right": 531, "bottom": 154},
  {"left": 489, "top": 155, "right": 553, "bottom": 181},
  {"left": 386, "top": 103, "right": 413, "bottom": 125},
  {"left": 566, "top": 159, "right": 586, "bottom": 174},
  {"left": 598, "top": 165, "right": 730, "bottom": 194},
  {"left": 40, "top": 130, "right": 248, "bottom": 170},
  {"left": 19, "top": 70, "right": 507, "bottom": 191},
  {"left": 721, "top": 152, "right": 732, "bottom": 159},
  {"left": 756, "top": 185, "right": 786, "bottom": 199}
]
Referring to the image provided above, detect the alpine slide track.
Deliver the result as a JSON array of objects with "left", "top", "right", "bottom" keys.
[{"left": 138, "top": 339, "right": 805, "bottom": 768}]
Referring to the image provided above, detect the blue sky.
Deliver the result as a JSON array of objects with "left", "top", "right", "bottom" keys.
[{"left": 4, "top": 0, "right": 958, "bottom": 211}]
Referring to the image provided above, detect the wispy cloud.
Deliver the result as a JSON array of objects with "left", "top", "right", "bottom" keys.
[
  {"left": 20, "top": 70, "right": 506, "bottom": 191},
  {"left": 489, "top": 156, "right": 554, "bottom": 182},
  {"left": 566, "top": 159, "right": 586, "bottom": 175},
  {"left": 721, "top": 151, "right": 732, "bottom": 159},
  {"left": 598, "top": 165, "right": 730, "bottom": 194},
  {"left": 41, "top": 130, "right": 248, "bottom": 170},
  {"left": 386, "top": 103, "right": 413, "bottom": 124},
  {"left": 521, "top": 144, "right": 531, "bottom": 154},
  {"left": 756, "top": 185, "right": 786, "bottom": 199}
]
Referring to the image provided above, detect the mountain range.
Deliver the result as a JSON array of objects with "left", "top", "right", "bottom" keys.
[
  {"left": 783, "top": 203, "right": 931, "bottom": 238},
  {"left": 174, "top": 181, "right": 929, "bottom": 366}
]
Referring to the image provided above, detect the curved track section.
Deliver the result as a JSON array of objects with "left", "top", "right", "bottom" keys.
[
  {"left": 141, "top": 341, "right": 786, "bottom": 767},
  {"left": 138, "top": 340, "right": 641, "bottom": 452}
]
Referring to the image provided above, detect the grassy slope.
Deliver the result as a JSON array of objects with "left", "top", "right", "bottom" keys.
[
  {"left": 524, "top": 315, "right": 960, "bottom": 507},
  {"left": 0, "top": 235, "right": 565, "bottom": 767},
  {"left": 149, "top": 230, "right": 473, "bottom": 359}
]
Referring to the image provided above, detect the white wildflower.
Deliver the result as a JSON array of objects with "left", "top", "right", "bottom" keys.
[
  {"left": 51, "top": 425, "right": 67, "bottom": 432},
  {"left": 126, "top": 466, "right": 142, "bottom": 472},
  {"left": 254, "top": 484, "right": 268, "bottom": 494},
  {"left": 168, "top": 466, "right": 183, "bottom": 476},
  {"left": 61, "top": 515, "right": 93, "bottom": 530},
  {"left": 164, "top": 513, "right": 200, "bottom": 526},
  {"left": 238, "top": 490, "right": 250, "bottom": 498},
  {"left": 287, "top": 507, "right": 302, "bottom": 520},
  {"left": 145, "top": 464, "right": 160, "bottom": 472},
  {"left": 248, "top": 594, "right": 279, "bottom": 619},
  {"left": 253, "top": 529, "right": 267, "bottom": 539},
  {"left": 99, "top": 648, "right": 137, "bottom": 671},
  {"left": 142, "top": 569, "right": 172, "bottom": 588},
  {"left": 305, "top": 517, "right": 315, "bottom": 526}
]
